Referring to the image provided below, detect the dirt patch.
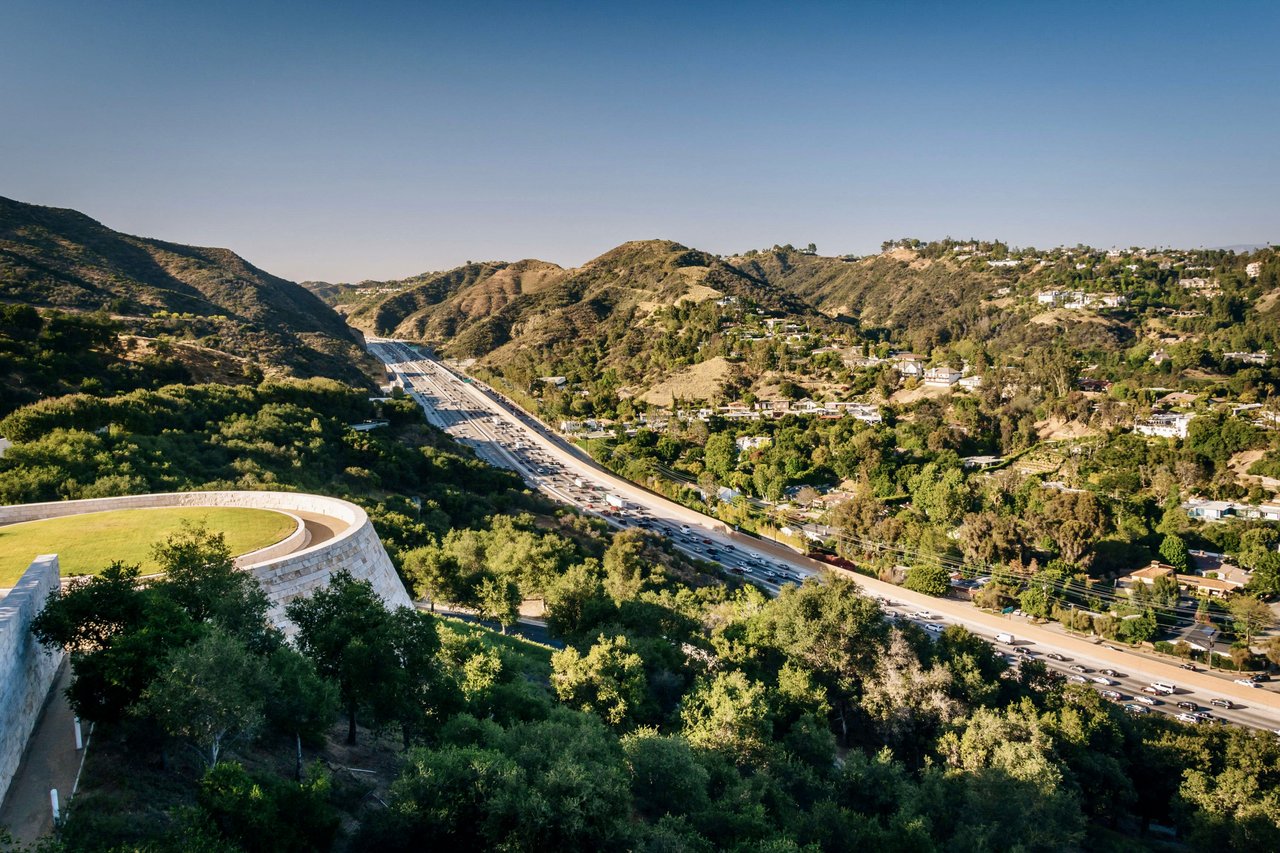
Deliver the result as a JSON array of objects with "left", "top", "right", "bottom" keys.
[
  {"left": 1030, "top": 308, "right": 1114, "bottom": 327},
  {"left": 890, "top": 384, "right": 952, "bottom": 405},
  {"left": 1229, "top": 449, "right": 1280, "bottom": 490},
  {"left": 642, "top": 356, "right": 736, "bottom": 406},
  {"left": 1036, "top": 416, "right": 1099, "bottom": 441}
]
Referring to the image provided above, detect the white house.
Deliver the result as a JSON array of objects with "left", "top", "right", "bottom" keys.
[
  {"left": 923, "top": 366, "right": 962, "bottom": 387},
  {"left": 1134, "top": 412, "right": 1192, "bottom": 439},
  {"left": 735, "top": 435, "right": 772, "bottom": 451},
  {"left": 1246, "top": 262, "right": 1262, "bottom": 279},
  {"left": 892, "top": 353, "right": 927, "bottom": 377}
]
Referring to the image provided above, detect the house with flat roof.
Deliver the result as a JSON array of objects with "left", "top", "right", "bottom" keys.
[{"left": 1134, "top": 412, "right": 1192, "bottom": 439}]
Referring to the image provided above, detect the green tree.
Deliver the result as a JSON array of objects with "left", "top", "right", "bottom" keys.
[
  {"left": 474, "top": 574, "right": 521, "bottom": 634},
  {"left": 904, "top": 562, "right": 951, "bottom": 597},
  {"left": 552, "top": 634, "right": 648, "bottom": 728},
  {"left": 262, "top": 646, "right": 339, "bottom": 779},
  {"left": 138, "top": 628, "right": 269, "bottom": 768},
  {"left": 602, "top": 530, "right": 655, "bottom": 604},
  {"left": 198, "top": 761, "right": 340, "bottom": 853},
  {"left": 286, "top": 571, "right": 404, "bottom": 744},
  {"left": 680, "top": 671, "right": 773, "bottom": 763},
  {"left": 703, "top": 432, "right": 737, "bottom": 481},
  {"left": 1019, "top": 585, "right": 1051, "bottom": 619},
  {"left": 1159, "top": 533, "right": 1190, "bottom": 573},
  {"left": 621, "top": 730, "right": 710, "bottom": 821},
  {"left": 1227, "top": 595, "right": 1275, "bottom": 646},
  {"left": 401, "top": 545, "right": 456, "bottom": 611}
]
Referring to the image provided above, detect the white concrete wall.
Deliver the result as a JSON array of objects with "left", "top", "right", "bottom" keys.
[
  {"left": 0, "top": 492, "right": 412, "bottom": 625},
  {"left": 0, "top": 556, "right": 63, "bottom": 808}
]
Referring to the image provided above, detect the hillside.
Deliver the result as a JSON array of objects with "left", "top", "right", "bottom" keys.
[
  {"left": 730, "top": 247, "right": 1006, "bottom": 350},
  {"left": 0, "top": 196, "right": 374, "bottom": 406},
  {"left": 340, "top": 241, "right": 829, "bottom": 391}
]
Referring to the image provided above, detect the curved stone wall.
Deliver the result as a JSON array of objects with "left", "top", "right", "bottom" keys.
[{"left": 0, "top": 491, "right": 413, "bottom": 625}]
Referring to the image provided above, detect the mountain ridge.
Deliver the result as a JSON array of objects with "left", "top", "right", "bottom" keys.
[{"left": 0, "top": 196, "right": 376, "bottom": 396}]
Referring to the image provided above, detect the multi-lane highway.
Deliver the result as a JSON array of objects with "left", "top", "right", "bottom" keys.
[{"left": 369, "top": 338, "right": 1280, "bottom": 733}]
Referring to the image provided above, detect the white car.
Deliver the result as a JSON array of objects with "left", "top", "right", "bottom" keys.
[
  {"left": 1234, "top": 678, "right": 1260, "bottom": 688},
  {"left": 1176, "top": 713, "right": 1201, "bottom": 724},
  {"left": 1137, "top": 696, "right": 1159, "bottom": 706},
  {"left": 1091, "top": 676, "right": 1115, "bottom": 686},
  {"left": 1068, "top": 674, "right": 1088, "bottom": 684},
  {"left": 923, "top": 623, "right": 944, "bottom": 634}
]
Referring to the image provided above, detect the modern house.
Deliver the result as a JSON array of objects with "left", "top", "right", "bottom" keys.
[{"left": 1134, "top": 412, "right": 1192, "bottom": 439}]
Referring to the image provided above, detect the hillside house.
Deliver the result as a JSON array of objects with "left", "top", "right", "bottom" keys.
[
  {"left": 1182, "top": 497, "right": 1280, "bottom": 523},
  {"left": 923, "top": 366, "right": 962, "bottom": 387},
  {"left": 1224, "top": 351, "right": 1269, "bottom": 366},
  {"left": 735, "top": 435, "right": 772, "bottom": 451},
  {"left": 892, "top": 353, "right": 927, "bottom": 377},
  {"left": 1134, "top": 412, "right": 1192, "bottom": 439}
]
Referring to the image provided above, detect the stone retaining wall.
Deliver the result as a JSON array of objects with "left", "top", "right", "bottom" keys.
[
  {"left": 0, "top": 492, "right": 412, "bottom": 625},
  {"left": 233, "top": 512, "right": 306, "bottom": 567},
  {"left": 0, "top": 556, "right": 63, "bottom": 808}
]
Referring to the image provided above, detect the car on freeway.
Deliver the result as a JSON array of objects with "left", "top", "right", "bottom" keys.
[
  {"left": 1100, "top": 690, "right": 1122, "bottom": 700},
  {"left": 911, "top": 611, "right": 933, "bottom": 620},
  {"left": 1234, "top": 678, "right": 1260, "bottom": 688},
  {"left": 1137, "top": 696, "right": 1159, "bottom": 706},
  {"left": 1179, "top": 663, "right": 1198, "bottom": 671},
  {"left": 1209, "top": 698, "right": 1234, "bottom": 709},
  {"left": 1176, "top": 701, "right": 1198, "bottom": 712},
  {"left": 1069, "top": 665, "right": 1091, "bottom": 673},
  {"left": 1124, "top": 704, "right": 1150, "bottom": 714},
  {"left": 1046, "top": 653, "right": 1067, "bottom": 662},
  {"left": 1176, "top": 713, "right": 1201, "bottom": 724},
  {"left": 1092, "top": 676, "right": 1115, "bottom": 686},
  {"left": 923, "top": 623, "right": 944, "bottom": 634},
  {"left": 1100, "top": 668, "right": 1119, "bottom": 677},
  {"left": 1068, "top": 675, "right": 1088, "bottom": 684}
]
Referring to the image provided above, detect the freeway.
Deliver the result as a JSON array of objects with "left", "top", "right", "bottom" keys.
[{"left": 368, "top": 338, "right": 1280, "bottom": 733}]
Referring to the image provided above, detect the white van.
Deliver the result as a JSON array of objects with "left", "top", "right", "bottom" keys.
[
  {"left": 1150, "top": 682, "right": 1176, "bottom": 695},
  {"left": 995, "top": 633, "right": 1014, "bottom": 645}
]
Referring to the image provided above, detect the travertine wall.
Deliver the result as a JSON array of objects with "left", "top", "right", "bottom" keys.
[
  {"left": 0, "top": 492, "right": 412, "bottom": 625},
  {"left": 0, "top": 556, "right": 63, "bottom": 808}
]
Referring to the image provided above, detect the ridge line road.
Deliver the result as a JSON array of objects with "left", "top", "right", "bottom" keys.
[{"left": 368, "top": 339, "right": 1280, "bottom": 734}]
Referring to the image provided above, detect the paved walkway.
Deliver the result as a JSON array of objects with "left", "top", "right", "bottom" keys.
[{"left": 0, "top": 661, "right": 83, "bottom": 843}]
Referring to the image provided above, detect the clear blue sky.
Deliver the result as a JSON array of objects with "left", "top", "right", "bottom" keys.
[{"left": 3, "top": 0, "right": 1277, "bottom": 281}]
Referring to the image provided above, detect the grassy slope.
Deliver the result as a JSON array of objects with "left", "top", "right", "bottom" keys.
[{"left": 0, "top": 506, "right": 297, "bottom": 585}]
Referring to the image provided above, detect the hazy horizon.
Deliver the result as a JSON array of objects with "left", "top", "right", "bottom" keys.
[{"left": 3, "top": 0, "right": 1277, "bottom": 282}]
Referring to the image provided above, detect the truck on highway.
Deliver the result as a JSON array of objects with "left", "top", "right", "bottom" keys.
[
  {"left": 574, "top": 477, "right": 588, "bottom": 488},
  {"left": 995, "top": 632, "right": 1014, "bottom": 645},
  {"left": 605, "top": 494, "right": 627, "bottom": 510}
]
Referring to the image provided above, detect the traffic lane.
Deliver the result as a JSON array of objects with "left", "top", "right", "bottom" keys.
[{"left": 889, "top": 610, "right": 1278, "bottom": 730}]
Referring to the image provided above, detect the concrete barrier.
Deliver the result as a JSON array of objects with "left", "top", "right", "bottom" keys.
[{"left": 0, "top": 556, "right": 63, "bottom": 808}]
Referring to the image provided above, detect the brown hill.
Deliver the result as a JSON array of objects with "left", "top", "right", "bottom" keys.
[{"left": 0, "top": 196, "right": 375, "bottom": 391}]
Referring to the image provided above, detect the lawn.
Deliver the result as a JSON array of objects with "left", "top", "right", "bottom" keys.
[
  {"left": 0, "top": 507, "right": 298, "bottom": 586},
  {"left": 436, "top": 615, "right": 554, "bottom": 681}
]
